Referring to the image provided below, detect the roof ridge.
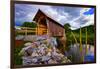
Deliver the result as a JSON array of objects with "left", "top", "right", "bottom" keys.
[
  {"left": 38, "top": 9, "right": 64, "bottom": 28},
  {"left": 33, "top": 9, "right": 64, "bottom": 28}
]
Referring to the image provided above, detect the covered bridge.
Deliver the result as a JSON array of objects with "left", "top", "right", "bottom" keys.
[
  {"left": 33, "top": 9, "right": 66, "bottom": 51},
  {"left": 33, "top": 9, "right": 66, "bottom": 38}
]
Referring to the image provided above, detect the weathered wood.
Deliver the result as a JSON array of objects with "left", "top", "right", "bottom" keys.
[
  {"left": 16, "top": 27, "right": 37, "bottom": 35},
  {"left": 33, "top": 9, "right": 65, "bottom": 37},
  {"left": 46, "top": 19, "right": 64, "bottom": 37}
]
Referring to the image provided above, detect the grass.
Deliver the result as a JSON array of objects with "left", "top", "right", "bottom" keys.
[
  {"left": 14, "top": 41, "right": 31, "bottom": 65},
  {"left": 14, "top": 45, "right": 23, "bottom": 65},
  {"left": 66, "top": 32, "right": 94, "bottom": 45}
]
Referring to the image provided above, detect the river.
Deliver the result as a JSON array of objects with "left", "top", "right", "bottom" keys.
[{"left": 65, "top": 44, "right": 95, "bottom": 63}]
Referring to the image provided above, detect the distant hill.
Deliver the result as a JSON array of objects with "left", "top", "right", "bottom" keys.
[
  {"left": 64, "top": 24, "right": 95, "bottom": 45},
  {"left": 72, "top": 25, "right": 94, "bottom": 33}
]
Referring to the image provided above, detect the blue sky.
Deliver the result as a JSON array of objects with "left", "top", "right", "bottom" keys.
[
  {"left": 83, "top": 8, "right": 94, "bottom": 15},
  {"left": 15, "top": 4, "right": 94, "bottom": 30}
]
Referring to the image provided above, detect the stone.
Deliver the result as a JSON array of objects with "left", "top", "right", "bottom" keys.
[
  {"left": 22, "top": 57, "right": 32, "bottom": 65},
  {"left": 32, "top": 58, "right": 38, "bottom": 63},
  {"left": 19, "top": 35, "right": 71, "bottom": 65},
  {"left": 18, "top": 49, "right": 26, "bottom": 56},
  {"left": 61, "top": 56, "right": 71, "bottom": 63},
  {"left": 48, "top": 59, "right": 57, "bottom": 64},
  {"left": 31, "top": 52, "right": 39, "bottom": 57},
  {"left": 16, "top": 35, "right": 24, "bottom": 40},
  {"left": 47, "top": 52, "right": 51, "bottom": 56},
  {"left": 24, "top": 42, "right": 32, "bottom": 47},
  {"left": 41, "top": 56, "right": 50, "bottom": 62},
  {"left": 24, "top": 35, "right": 37, "bottom": 41}
]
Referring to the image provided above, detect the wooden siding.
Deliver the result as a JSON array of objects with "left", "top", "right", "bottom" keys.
[
  {"left": 33, "top": 9, "right": 65, "bottom": 37},
  {"left": 46, "top": 19, "right": 64, "bottom": 37}
]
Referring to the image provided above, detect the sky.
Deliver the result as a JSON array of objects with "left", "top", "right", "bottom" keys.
[{"left": 15, "top": 4, "right": 94, "bottom": 30}]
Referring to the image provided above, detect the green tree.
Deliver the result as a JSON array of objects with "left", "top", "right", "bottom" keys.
[
  {"left": 64, "top": 23, "right": 71, "bottom": 50},
  {"left": 64, "top": 23, "right": 71, "bottom": 33},
  {"left": 21, "top": 22, "right": 37, "bottom": 28}
]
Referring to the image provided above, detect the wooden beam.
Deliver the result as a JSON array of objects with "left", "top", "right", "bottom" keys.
[
  {"left": 37, "top": 16, "right": 44, "bottom": 35},
  {"left": 71, "top": 31, "right": 78, "bottom": 44},
  {"left": 25, "top": 27, "right": 27, "bottom": 36},
  {"left": 80, "top": 27, "right": 84, "bottom": 62}
]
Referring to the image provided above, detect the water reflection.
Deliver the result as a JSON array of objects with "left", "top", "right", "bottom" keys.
[{"left": 65, "top": 44, "right": 94, "bottom": 63}]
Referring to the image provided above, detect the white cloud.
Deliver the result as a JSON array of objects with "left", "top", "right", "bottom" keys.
[
  {"left": 15, "top": 4, "right": 94, "bottom": 29},
  {"left": 32, "top": 5, "right": 70, "bottom": 25},
  {"left": 70, "top": 27, "right": 79, "bottom": 30},
  {"left": 70, "top": 8, "right": 94, "bottom": 30},
  {"left": 82, "top": 14, "right": 94, "bottom": 27},
  {"left": 80, "top": 8, "right": 90, "bottom": 15}
]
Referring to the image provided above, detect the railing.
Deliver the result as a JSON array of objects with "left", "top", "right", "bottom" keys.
[
  {"left": 16, "top": 27, "right": 37, "bottom": 34},
  {"left": 16, "top": 27, "right": 48, "bottom": 35}
]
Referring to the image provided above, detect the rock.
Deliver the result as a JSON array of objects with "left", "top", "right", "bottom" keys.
[
  {"left": 48, "top": 59, "right": 57, "bottom": 64},
  {"left": 24, "top": 35, "right": 37, "bottom": 41},
  {"left": 22, "top": 56, "right": 32, "bottom": 65},
  {"left": 51, "top": 37, "right": 58, "bottom": 47},
  {"left": 19, "top": 45, "right": 34, "bottom": 56},
  {"left": 31, "top": 52, "right": 39, "bottom": 57},
  {"left": 18, "top": 47, "right": 27, "bottom": 56},
  {"left": 47, "top": 52, "right": 51, "bottom": 56},
  {"left": 32, "top": 58, "right": 38, "bottom": 63},
  {"left": 42, "top": 40, "right": 48, "bottom": 44},
  {"left": 41, "top": 56, "right": 51, "bottom": 62},
  {"left": 36, "top": 36, "right": 46, "bottom": 41},
  {"left": 19, "top": 35, "right": 71, "bottom": 65},
  {"left": 61, "top": 57, "right": 71, "bottom": 63},
  {"left": 16, "top": 35, "right": 24, "bottom": 40},
  {"left": 24, "top": 42, "right": 32, "bottom": 47},
  {"left": 18, "top": 49, "right": 26, "bottom": 56}
]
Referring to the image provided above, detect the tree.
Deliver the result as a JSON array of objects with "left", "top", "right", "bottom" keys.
[
  {"left": 64, "top": 23, "right": 71, "bottom": 50},
  {"left": 21, "top": 22, "right": 37, "bottom": 28},
  {"left": 64, "top": 23, "right": 78, "bottom": 46},
  {"left": 64, "top": 23, "right": 71, "bottom": 33}
]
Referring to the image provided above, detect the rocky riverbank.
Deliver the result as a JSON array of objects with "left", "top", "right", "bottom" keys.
[{"left": 18, "top": 35, "right": 71, "bottom": 65}]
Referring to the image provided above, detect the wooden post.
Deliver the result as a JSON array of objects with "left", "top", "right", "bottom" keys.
[
  {"left": 25, "top": 27, "right": 27, "bottom": 36},
  {"left": 71, "top": 31, "right": 78, "bottom": 44},
  {"left": 37, "top": 18, "right": 40, "bottom": 35},
  {"left": 37, "top": 23, "right": 38, "bottom": 35},
  {"left": 80, "top": 27, "right": 82, "bottom": 52},
  {"left": 80, "top": 26, "right": 84, "bottom": 62},
  {"left": 63, "top": 29, "right": 66, "bottom": 52},
  {"left": 36, "top": 16, "right": 44, "bottom": 35}
]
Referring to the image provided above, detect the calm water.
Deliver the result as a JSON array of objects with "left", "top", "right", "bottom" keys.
[
  {"left": 84, "top": 55, "right": 94, "bottom": 62},
  {"left": 65, "top": 44, "right": 94, "bottom": 63}
]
